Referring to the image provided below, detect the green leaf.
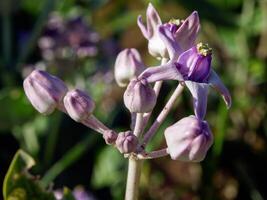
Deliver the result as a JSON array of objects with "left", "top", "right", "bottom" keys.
[
  {"left": 3, "top": 150, "right": 56, "bottom": 200},
  {"left": 3, "top": 150, "right": 35, "bottom": 199}
]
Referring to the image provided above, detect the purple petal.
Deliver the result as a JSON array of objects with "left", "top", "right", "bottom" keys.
[
  {"left": 177, "top": 47, "right": 198, "bottom": 76},
  {"left": 208, "top": 70, "right": 231, "bottom": 108},
  {"left": 137, "top": 15, "right": 150, "bottom": 39},
  {"left": 138, "top": 63, "right": 184, "bottom": 83},
  {"left": 189, "top": 134, "right": 206, "bottom": 161},
  {"left": 174, "top": 11, "right": 200, "bottom": 50},
  {"left": 158, "top": 26, "right": 182, "bottom": 60},
  {"left": 185, "top": 81, "right": 209, "bottom": 120},
  {"left": 146, "top": 3, "right": 162, "bottom": 37}
]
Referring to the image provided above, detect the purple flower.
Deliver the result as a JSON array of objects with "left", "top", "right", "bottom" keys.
[
  {"left": 164, "top": 115, "right": 213, "bottom": 162},
  {"left": 123, "top": 78, "right": 156, "bottom": 113},
  {"left": 137, "top": 3, "right": 200, "bottom": 59},
  {"left": 63, "top": 89, "right": 95, "bottom": 122},
  {"left": 116, "top": 131, "right": 138, "bottom": 154},
  {"left": 73, "top": 186, "right": 95, "bottom": 200},
  {"left": 114, "top": 48, "right": 145, "bottom": 87},
  {"left": 38, "top": 14, "right": 99, "bottom": 61},
  {"left": 139, "top": 26, "right": 231, "bottom": 119},
  {"left": 23, "top": 69, "right": 68, "bottom": 115}
]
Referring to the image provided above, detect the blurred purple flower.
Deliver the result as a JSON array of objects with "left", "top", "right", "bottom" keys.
[
  {"left": 38, "top": 13, "right": 99, "bottom": 61},
  {"left": 73, "top": 186, "right": 96, "bottom": 200}
]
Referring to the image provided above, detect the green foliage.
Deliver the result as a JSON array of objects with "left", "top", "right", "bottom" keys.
[
  {"left": 3, "top": 150, "right": 76, "bottom": 200},
  {"left": 0, "top": 88, "right": 35, "bottom": 131},
  {"left": 91, "top": 146, "right": 125, "bottom": 198},
  {"left": 3, "top": 150, "right": 55, "bottom": 200}
]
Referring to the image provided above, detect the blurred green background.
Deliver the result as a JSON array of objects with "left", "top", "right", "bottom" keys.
[{"left": 0, "top": 0, "right": 267, "bottom": 199}]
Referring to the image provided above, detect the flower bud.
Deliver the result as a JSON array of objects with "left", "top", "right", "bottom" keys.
[
  {"left": 115, "top": 131, "right": 138, "bottom": 154},
  {"left": 123, "top": 79, "right": 156, "bottom": 113},
  {"left": 164, "top": 115, "right": 213, "bottom": 162},
  {"left": 63, "top": 89, "right": 95, "bottom": 122},
  {"left": 176, "top": 43, "right": 212, "bottom": 82},
  {"left": 103, "top": 130, "right": 117, "bottom": 145},
  {"left": 23, "top": 69, "right": 68, "bottom": 115},
  {"left": 114, "top": 48, "right": 145, "bottom": 87}
]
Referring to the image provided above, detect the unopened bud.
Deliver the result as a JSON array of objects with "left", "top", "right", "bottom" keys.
[
  {"left": 103, "top": 130, "right": 117, "bottom": 145},
  {"left": 164, "top": 115, "right": 213, "bottom": 162},
  {"left": 23, "top": 69, "right": 68, "bottom": 115},
  {"left": 115, "top": 131, "right": 138, "bottom": 154},
  {"left": 123, "top": 79, "right": 156, "bottom": 113},
  {"left": 114, "top": 48, "right": 145, "bottom": 87},
  {"left": 63, "top": 89, "right": 95, "bottom": 122}
]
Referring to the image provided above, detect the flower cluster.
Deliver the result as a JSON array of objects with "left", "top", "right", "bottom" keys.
[
  {"left": 114, "top": 3, "right": 231, "bottom": 161},
  {"left": 23, "top": 3, "right": 231, "bottom": 163}
]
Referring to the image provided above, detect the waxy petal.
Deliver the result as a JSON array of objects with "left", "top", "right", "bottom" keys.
[
  {"left": 165, "top": 115, "right": 213, "bottom": 162},
  {"left": 177, "top": 46, "right": 212, "bottom": 82},
  {"left": 189, "top": 134, "right": 206, "bottom": 161},
  {"left": 185, "top": 81, "right": 209, "bottom": 120},
  {"left": 137, "top": 15, "right": 150, "bottom": 39},
  {"left": 63, "top": 89, "right": 95, "bottom": 122},
  {"left": 158, "top": 26, "right": 182, "bottom": 60},
  {"left": 139, "top": 63, "right": 184, "bottom": 83},
  {"left": 146, "top": 3, "right": 162, "bottom": 37},
  {"left": 114, "top": 48, "right": 145, "bottom": 87},
  {"left": 208, "top": 69, "right": 232, "bottom": 108},
  {"left": 174, "top": 11, "right": 200, "bottom": 50}
]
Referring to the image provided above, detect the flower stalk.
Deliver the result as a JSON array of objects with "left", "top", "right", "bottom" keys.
[
  {"left": 141, "top": 58, "right": 168, "bottom": 132},
  {"left": 140, "top": 84, "right": 184, "bottom": 150}
]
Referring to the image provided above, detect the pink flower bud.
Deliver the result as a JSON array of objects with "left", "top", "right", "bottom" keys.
[
  {"left": 114, "top": 48, "right": 145, "bottom": 87},
  {"left": 23, "top": 69, "right": 68, "bottom": 115},
  {"left": 63, "top": 89, "right": 95, "bottom": 122},
  {"left": 123, "top": 79, "right": 156, "bottom": 113},
  {"left": 115, "top": 131, "right": 138, "bottom": 154},
  {"left": 164, "top": 115, "right": 213, "bottom": 162},
  {"left": 103, "top": 130, "right": 117, "bottom": 145}
]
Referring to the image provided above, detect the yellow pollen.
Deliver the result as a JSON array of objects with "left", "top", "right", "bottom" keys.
[
  {"left": 169, "top": 18, "right": 181, "bottom": 26},
  {"left": 197, "top": 42, "right": 212, "bottom": 56}
]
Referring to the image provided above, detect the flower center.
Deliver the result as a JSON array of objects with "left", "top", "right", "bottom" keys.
[
  {"left": 168, "top": 18, "right": 182, "bottom": 26},
  {"left": 197, "top": 42, "right": 212, "bottom": 56}
]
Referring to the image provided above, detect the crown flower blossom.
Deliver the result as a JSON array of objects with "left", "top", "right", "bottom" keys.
[
  {"left": 137, "top": 3, "right": 200, "bottom": 59},
  {"left": 164, "top": 115, "right": 213, "bottom": 162},
  {"left": 63, "top": 89, "right": 95, "bottom": 122},
  {"left": 114, "top": 48, "right": 145, "bottom": 87},
  {"left": 23, "top": 69, "right": 68, "bottom": 115},
  {"left": 123, "top": 78, "right": 156, "bottom": 113},
  {"left": 139, "top": 26, "right": 231, "bottom": 119}
]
